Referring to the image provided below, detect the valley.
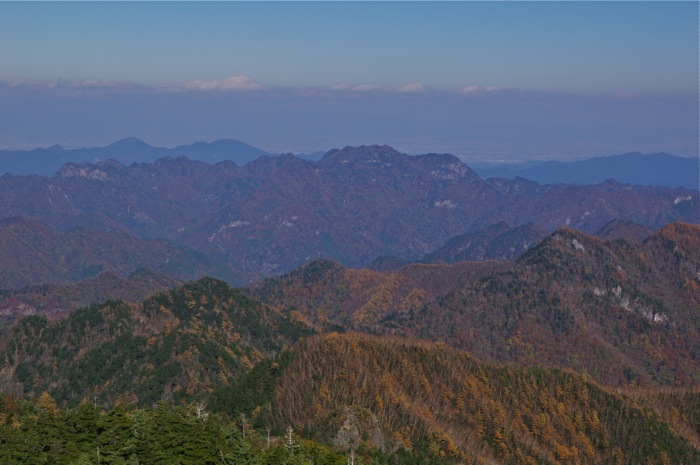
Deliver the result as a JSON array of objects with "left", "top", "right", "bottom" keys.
[{"left": 0, "top": 143, "right": 698, "bottom": 464}]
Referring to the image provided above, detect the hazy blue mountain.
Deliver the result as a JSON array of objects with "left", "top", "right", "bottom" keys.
[
  {"left": 472, "top": 152, "right": 699, "bottom": 189},
  {"left": 0, "top": 138, "right": 273, "bottom": 176},
  {"left": 296, "top": 150, "right": 327, "bottom": 161},
  {"left": 168, "top": 139, "right": 272, "bottom": 165},
  {"left": 0, "top": 145, "right": 696, "bottom": 284}
]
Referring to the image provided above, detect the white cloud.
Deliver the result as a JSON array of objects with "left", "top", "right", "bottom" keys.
[
  {"left": 460, "top": 85, "right": 481, "bottom": 94},
  {"left": 458, "top": 85, "right": 500, "bottom": 94},
  {"left": 328, "top": 83, "right": 381, "bottom": 92},
  {"left": 47, "top": 79, "right": 119, "bottom": 89},
  {"left": 75, "top": 80, "right": 119, "bottom": 88},
  {"left": 355, "top": 84, "right": 384, "bottom": 92},
  {"left": 183, "top": 75, "right": 264, "bottom": 92},
  {"left": 330, "top": 82, "right": 426, "bottom": 93},
  {"left": 395, "top": 82, "right": 424, "bottom": 93}
]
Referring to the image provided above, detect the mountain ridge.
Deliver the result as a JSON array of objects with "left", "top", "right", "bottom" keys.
[
  {"left": 0, "top": 277, "right": 313, "bottom": 406},
  {"left": 0, "top": 138, "right": 273, "bottom": 176},
  {"left": 472, "top": 151, "right": 699, "bottom": 189},
  {"left": 2, "top": 139, "right": 696, "bottom": 189},
  {"left": 250, "top": 332, "right": 700, "bottom": 464},
  {"left": 0, "top": 246, "right": 698, "bottom": 463},
  {"left": 247, "top": 222, "right": 700, "bottom": 387},
  {"left": 0, "top": 269, "right": 182, "bottom": 329},
  {"left": 0, "top": 216, "right": 239, "bottom": 288},
  {"left": 0, "top": 144, "right": 696, "bottom": 284}
]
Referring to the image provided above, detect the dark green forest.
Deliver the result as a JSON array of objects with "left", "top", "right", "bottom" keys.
[{"left": 0, "top": 393, "right": 449, "bottom": 465}]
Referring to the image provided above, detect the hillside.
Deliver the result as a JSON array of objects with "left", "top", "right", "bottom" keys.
[
  {"left": 0, "top": 217, "right": 238, "bottom": 288},
  {"left": 0, "top": 145, "right": 696, "bottom": 283},
  {"left": 385, "top": 223, "right": 700, "bottom": 387},
  {"left": 421, "top": 222, "right": 546, "bottom": 263},
  {"left": 248, "top": 223, "right": 700, "bottom": 387},
  {"left": 0, "top": 269, "right": 181, "bottom": 330},
  {"left": 213, "top": 333, "right": 700, "bottom": 464},
  {"left": 0, "top": 272, "right": 698, "bottom": 463},
  {"left": 375, "top": 220, "right": 651, "bottom": 267},
  {"left": 2, "top": 333, "right": 698, "bottom": 464},
  {"left": 593, "top": 218, "right": 656, "bottom": 243},
  {"left": 0, "top": 277, "right": 313, "bottom": 407},
  {"left": 246, "top": 259, "right": 507, "bottom": 330}
]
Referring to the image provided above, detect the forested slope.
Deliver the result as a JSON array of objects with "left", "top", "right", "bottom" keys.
[
  {"left": 249, "top": 223, "right": 700, "bottom": 387},
  {"left": 0, "top": 278, "right": 312, "bottom": 407},
  {"left": 212, "top": 333, "right": 700, "bottom": 465}
]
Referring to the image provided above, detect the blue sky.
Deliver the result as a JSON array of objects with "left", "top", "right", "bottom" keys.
[{"left": 0, "top": 1, "right": 697, "bottom": 161}]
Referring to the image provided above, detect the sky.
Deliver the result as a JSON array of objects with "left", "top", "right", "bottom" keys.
[{"left": 0, "top": 1, "right": 697, "bottom": 162}]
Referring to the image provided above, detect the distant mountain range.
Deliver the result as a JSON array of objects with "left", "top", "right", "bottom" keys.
[
  {"left": 0, "top": 137, "right": 273, "bottom": 176},
  {"left": 471, "top": 151, "right": 699, "bottom": 189},
  {"left": 1, "top": 139, "right": 699, "bottom": 464},
  {"left": 2, "top": 139, "right": 697, "bottom": 190},
  {"left": 0, "top": 144, "right": 696, "bottom": 284}
]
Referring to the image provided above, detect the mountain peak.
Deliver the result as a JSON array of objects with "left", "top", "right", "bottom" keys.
[
  {"left": 97, "top": 159, "right": 126, "bottom": 170},
  {"left": 518, "top": 226, "right": 603, "bottom": 265},
  {"left": 319, "top": 144, "right": 405, "bottom": 166},
  {"left": 57, "top": 161, "right": 112, "bottom": 180},
  {"left": 45, "top": 144, "right": 65, "bottom": 152},
  {"left": 107, "top": 137, "right": 151, "bottom": 150}
]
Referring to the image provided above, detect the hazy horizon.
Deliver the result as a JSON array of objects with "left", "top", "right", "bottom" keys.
[{"left": 1, "top": 2, "right": 697, "bottom": 162}]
